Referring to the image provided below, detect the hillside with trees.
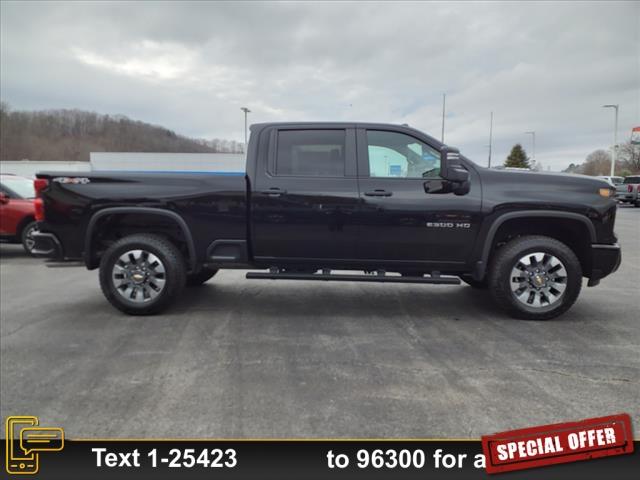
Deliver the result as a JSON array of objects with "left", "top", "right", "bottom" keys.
[{"left": 0, "top": 102, "right": 244, "bottom": 161}]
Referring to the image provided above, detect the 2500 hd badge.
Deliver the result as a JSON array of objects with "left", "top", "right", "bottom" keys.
[{"left": 426, "top": 222, "right": 471, "bottom": 228}]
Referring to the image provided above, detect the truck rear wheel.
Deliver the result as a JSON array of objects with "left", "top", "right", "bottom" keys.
[
  {"left": 488, "top": 235, "right": 582, "bottom": 320},
  {"left": 99, "top": 234, "right": 186, "bottom": 315},
  {"left": 186, "top": 268, "right": 218, "bottom": 286}
]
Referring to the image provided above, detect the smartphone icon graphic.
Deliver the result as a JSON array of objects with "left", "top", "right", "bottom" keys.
[{"left": 6, "top": 416, "right": 39, "bottom": 475}]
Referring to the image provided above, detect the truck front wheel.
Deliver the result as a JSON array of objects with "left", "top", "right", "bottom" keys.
[
  {"left": 488, "top": 235, "right": 582, "bottom": 320},
  {"left": 99, "top": 234, "right": 186, "bottom": 315}
]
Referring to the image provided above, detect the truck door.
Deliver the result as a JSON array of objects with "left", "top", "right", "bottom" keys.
[
  {"left": 355, "top": 128, "right": 482, "bottom": 265},
  {"left": 251, "top": 127, "right": 360, "bottom": 262}
]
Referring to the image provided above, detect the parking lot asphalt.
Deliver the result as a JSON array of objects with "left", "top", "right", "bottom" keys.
[{"left": 1, "top": 206, "right": 639, "bottom": 439}]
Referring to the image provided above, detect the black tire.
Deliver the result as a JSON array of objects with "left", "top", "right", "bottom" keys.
[
  {"left": 99, "top": 234, "right": 186, "bottom": 315},
  {"left": 20, "top": 220, "right": 38, "bottom": 255},
  {"left": 186, "top": 268, "right": 218, "bottom": 286},
  {"left": 488, "top": 235, "right": 582, "bottom": 320},
  {"left": 460, "top": 274, "right": 488, "bottom": 289}
]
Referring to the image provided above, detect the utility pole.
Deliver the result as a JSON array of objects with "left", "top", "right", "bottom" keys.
[
  {"left": 488, "top": 111, "right": 493, "bottom": 168},
  {"left": 240, "top": 107, "right": 251, "bottom": 154},
  {"left": 441, "top": 93, "right": 446, "bottom": 143},
  {"left": 525, "top": 131, "right": 536, "bottom": 165},
  {"left": 602, "top": 104, "right": 619, "bottom": 176}
]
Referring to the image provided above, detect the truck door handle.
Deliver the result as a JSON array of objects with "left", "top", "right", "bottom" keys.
[
  {"left": 364, "top": 189, "right": 392, "bottom": 197},
  {"left": 260, "top": 188, "right": 286, "bottom": 196}
]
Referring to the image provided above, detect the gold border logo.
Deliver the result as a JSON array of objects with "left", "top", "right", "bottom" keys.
[{"left": 5, "top": 416, "right": 64, "bottom": 475}]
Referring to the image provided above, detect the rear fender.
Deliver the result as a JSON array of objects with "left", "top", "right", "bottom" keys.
[{"left": 84, "top": 207, "right": 197, "bottom": 270}]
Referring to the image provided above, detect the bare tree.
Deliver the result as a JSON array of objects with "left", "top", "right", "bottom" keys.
[
  {"left": 581, "top": 150, "right": 611, "bottom": 176},
  {"left": 618, "top": 141, "right": 640, "bottom": 173}
]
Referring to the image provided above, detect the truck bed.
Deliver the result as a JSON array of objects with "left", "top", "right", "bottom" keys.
[{"left": 35, "top": 171, "right": 248, "bottom": 263}]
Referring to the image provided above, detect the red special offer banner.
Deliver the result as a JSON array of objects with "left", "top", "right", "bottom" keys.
[{"left": 481, "top": 413, "right": 634, "bottom": 474}]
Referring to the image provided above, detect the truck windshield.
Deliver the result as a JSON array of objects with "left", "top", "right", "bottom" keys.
[{"left": 1, "top": 176, "right": 35, "bottom": 199}]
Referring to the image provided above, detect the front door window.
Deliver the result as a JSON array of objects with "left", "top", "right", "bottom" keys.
[{"left": 367, "top": 130, "right": 441, "bottom": 178}]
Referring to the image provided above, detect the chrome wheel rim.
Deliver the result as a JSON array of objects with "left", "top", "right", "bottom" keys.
[
  {"left": 510, "top": 252, "right": 567, "bottom": 309},
  {"left": 112, "top": 249, "right": 166, "bottom": 303},
  {"left": 24, "top": 226, "right": 37, "bottom": 251}
]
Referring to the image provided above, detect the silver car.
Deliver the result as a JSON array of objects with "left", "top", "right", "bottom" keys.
[{"left": 615, "top": 175, "right": 640, "bottom": 207}]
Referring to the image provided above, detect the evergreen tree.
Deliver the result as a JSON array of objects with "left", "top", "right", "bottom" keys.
[{"left": 504, "top": 144, "right": 530, "bottom": 169}]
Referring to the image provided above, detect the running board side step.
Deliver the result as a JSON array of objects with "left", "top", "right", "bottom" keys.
[{"left": 245, "top": 270, "right": 461, "bottom": 285}]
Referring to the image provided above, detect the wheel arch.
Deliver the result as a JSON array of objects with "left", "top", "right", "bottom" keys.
[
  {"left": 84, "top": 207, "right": 197, "bottom": 271},
  {"left": 475, "top": 211, "right": 596, "bottom": 280}
]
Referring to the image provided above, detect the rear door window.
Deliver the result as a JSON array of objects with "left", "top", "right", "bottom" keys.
[{"left": 275, "top": 130, "right": 346, "bottom": 177}]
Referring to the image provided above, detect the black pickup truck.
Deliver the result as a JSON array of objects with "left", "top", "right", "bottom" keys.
[{"left": 32, "top": 122, "right": 621, "bottom": 319}]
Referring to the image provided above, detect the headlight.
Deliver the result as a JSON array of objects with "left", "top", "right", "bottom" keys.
[{"left": 599, "top": 187, "right": 614, "bottom": 198}]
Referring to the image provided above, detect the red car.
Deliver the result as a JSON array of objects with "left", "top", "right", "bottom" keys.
[{"left": 0, "top": 174, "right": 38, "bottom": 254}]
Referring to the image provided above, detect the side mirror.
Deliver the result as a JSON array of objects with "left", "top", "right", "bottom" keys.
[
  {"left": 440, "top": 146, "right": 471, "bottom": 195},
  {"left": 452, "top": 174, "right": 471, "bottom": 195},
  {"left": 439, "top": 145, "right": 460, "bottom": 180},
  {"left": 447, "top": 166, "right": 470, "bottom": 184},
  {"left": 0, "top": 192, "right": 9, "bottom": 205},
  {"left": 424, "top": 179, "right": 451, "bottom": 194}
]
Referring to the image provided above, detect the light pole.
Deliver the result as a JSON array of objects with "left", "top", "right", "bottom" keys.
[
  {"left": 524, "top": 131, "right": 536, "bottom": 165},
  {"left": 602, "top": 104, "right": 619, "bottom": 176},
  {"left": 441, "top": 93, "right": 446, "bottom": 143},
  {"left": 488, "top": 111, "right": 493, "bottom": 168},
  {"left": 240, "top": 107, "right": 251, "bottom": 153}
]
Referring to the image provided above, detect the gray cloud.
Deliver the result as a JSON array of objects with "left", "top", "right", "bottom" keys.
[{"left": 1, "top": 0, "right": 638, "bottom": 169}]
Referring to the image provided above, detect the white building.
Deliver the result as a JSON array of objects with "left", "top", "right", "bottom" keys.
[
  {"left": 0, "top": 153, "right": 246, "bottom": 177},
  {"left": 0, "top": 160, "right": 91, "bottom": 178},
  {"left": 90, "top": 152, "right": 245, "bottom": 173}
]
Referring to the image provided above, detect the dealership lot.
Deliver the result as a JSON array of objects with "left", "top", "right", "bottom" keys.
[{"left": 1, "top": 206, "right": 639, "bottom": 439}]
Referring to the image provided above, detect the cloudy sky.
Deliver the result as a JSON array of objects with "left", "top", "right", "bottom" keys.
[{"left": 1, "top": 1, "right": 638, "bottom": 170}]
